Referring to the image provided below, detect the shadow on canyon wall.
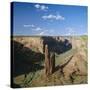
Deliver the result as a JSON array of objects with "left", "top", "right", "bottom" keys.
[
  {"left": 41, "top": 36, "right": 72, "bottom": 54},
  {"left": 11, "top": 40, "right": 44, "bottom": 77}
]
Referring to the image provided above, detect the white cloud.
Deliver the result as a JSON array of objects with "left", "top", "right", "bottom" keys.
[
  {"left": 34, "top": 27, "right": 42, "bottom": 31},
  {"left": 34, "top": 4, "right": 48, "bottom": 11},
  {"left": 39, "top": 31, "right": 45, "bottom": 35},
  {"left": 42, "top": 14, "right": 65, "bottom": 21},
  {"left": 35, "top": 29, "right": 48, "bottom": 35},
  {"left": 24, "top": 25, "right": 42, "bottom": 32},
  {"left": 41, "top": 5, "right": 48, "bottom": 10},
  {"left": 65, "top": 27, "right": 75, "bottom": 36},
  {"left": 34, "top": 4, "right": 40, "bottom": 9},
  {"left": 24, "top": 24, "right": 35, "bottom": 28}
]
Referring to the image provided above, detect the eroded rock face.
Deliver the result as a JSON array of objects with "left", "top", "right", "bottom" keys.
[
  {"left": 44, "top": 44, "right": 55, "bottom": 76},
  {"left": 12, "top": 36, "right": 87, "bottom": 86},
  {"left": 62, "top": 50, "right": 87, "bottom": 81},
  {"left": 13, "top": 36, "right": 72, "bottom": 54},
  {"left": 13, "top": 36, "right": 87, "bottom": 77},
  {"left": 45, "top": 44, "right": 50, "bottom": 76},
  {"left": 13, "top": 36, "right": 44, "bottom": 53}
]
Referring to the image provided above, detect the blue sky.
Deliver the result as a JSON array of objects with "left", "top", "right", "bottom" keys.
[{"left": 12, "top": 2, "right": 88, "bottom": 36}]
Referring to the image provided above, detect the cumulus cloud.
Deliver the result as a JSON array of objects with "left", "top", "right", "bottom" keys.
[
  {"left": 42, "top": 14, "right": 65, "bottom": 21},
  {"left": 24, "top": 24, "right": 35, "bottom": 28},
  {"left": 34, "top": 4, "right": 48, "bottom": 11}
]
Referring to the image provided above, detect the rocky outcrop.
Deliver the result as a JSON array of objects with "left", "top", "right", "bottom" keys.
[
  {"left": 44, "top": 44, "right": 55, "bottom": 76},
  {"left": 13, "top": 36, "right": 44, "bottom": 53}
]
